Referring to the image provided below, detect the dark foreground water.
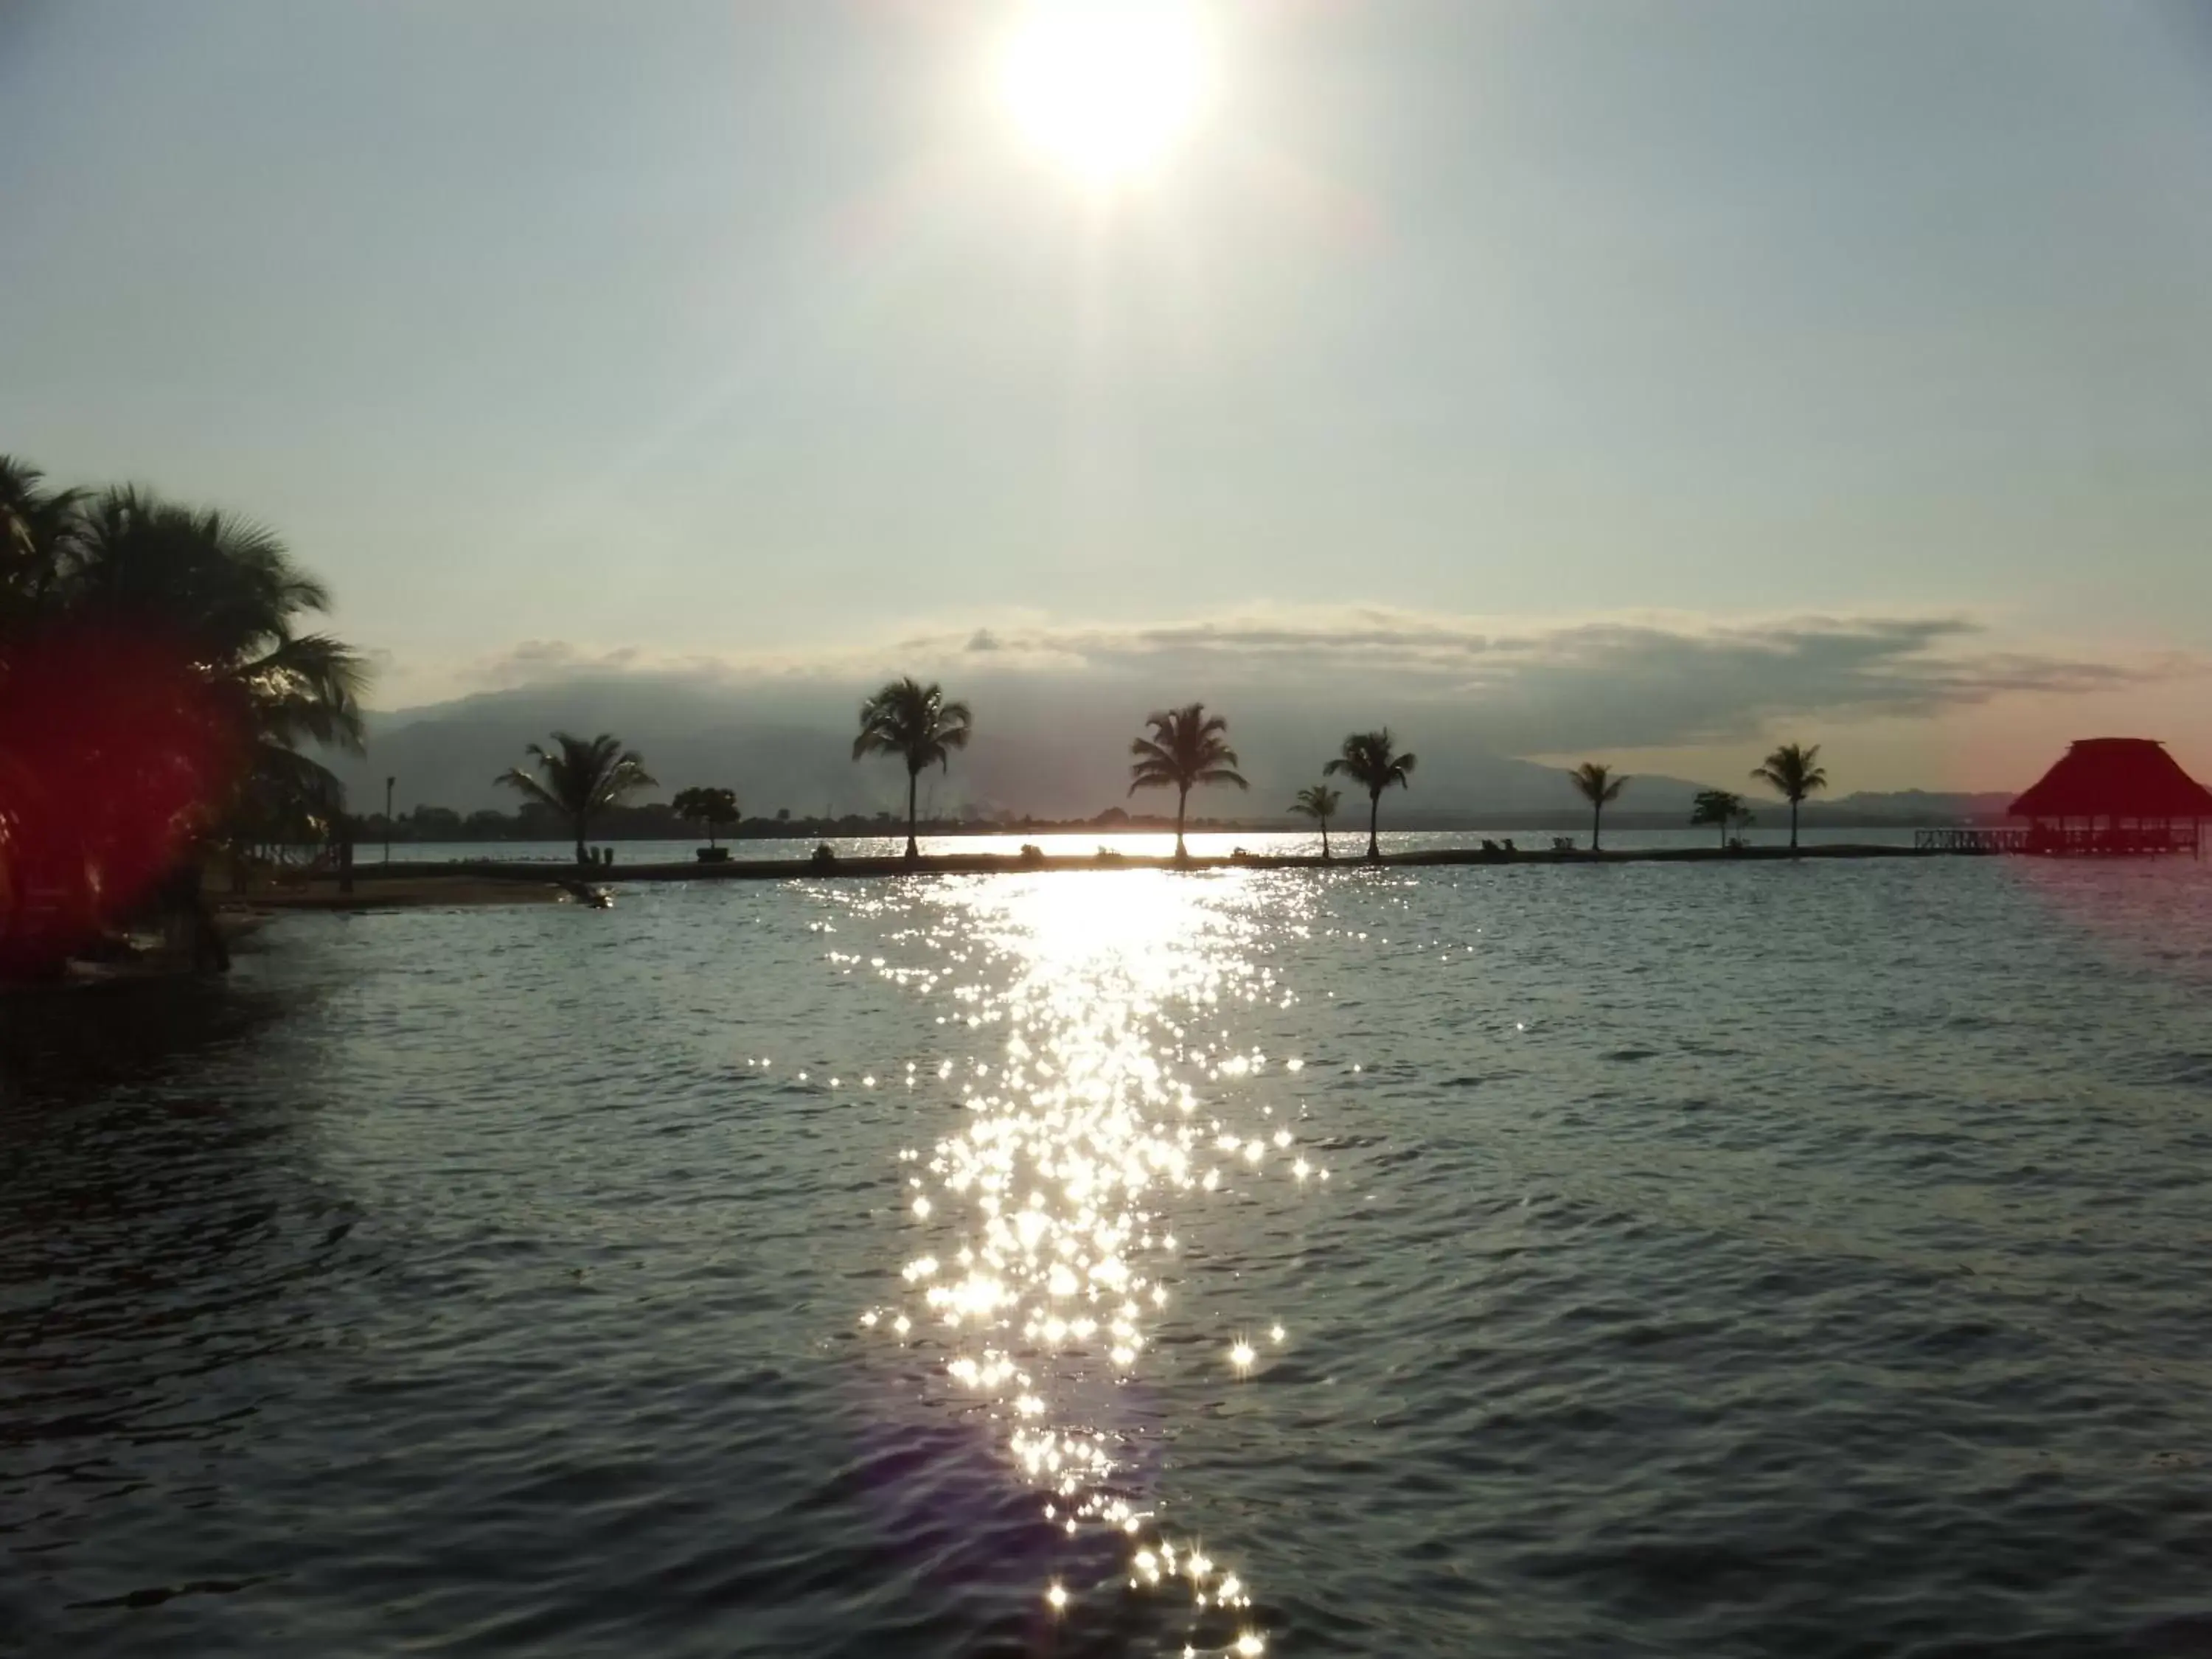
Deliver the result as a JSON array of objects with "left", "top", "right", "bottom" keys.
[{"left": 6, "top": 858, "right": 2212, "bottom": 1657}]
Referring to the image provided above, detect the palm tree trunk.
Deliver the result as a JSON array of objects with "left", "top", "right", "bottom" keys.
[
  {"left": 1175, "top": 786, "right": 1188, "bottom": 860},
  {"left": 1592, "top": 801, "right": 1601, "bottom": 852},
  {"left": 1790, "top": 798, "right": 1799, "bottom": 852},
  {"left": 574, "top": 813, "right": 587, "bottom": 868},
  {"left": 1321, "top": 820, "right": 1330, "bottom": 861},
  {"left": 1367, "top": 791, "right": 1380, "bottom": 860},
  {"left": 905, "top": 769, "right": 919, "bottom": 860}
]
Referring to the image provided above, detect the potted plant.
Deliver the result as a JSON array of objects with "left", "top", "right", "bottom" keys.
[{"left": 672, "top": 786, "right": 739, "bottom": 863}]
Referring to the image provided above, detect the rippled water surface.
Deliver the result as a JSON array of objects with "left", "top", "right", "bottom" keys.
[{"left": 7, "top": 858, "right": 2212, "bottom": 1656}]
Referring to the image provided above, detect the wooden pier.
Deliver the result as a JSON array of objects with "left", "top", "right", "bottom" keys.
[{"left": 1915, "top": 824, "right": 2203, "bottom": 857}]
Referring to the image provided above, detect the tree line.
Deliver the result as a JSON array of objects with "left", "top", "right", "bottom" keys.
[{"left": 497, "top": 675, "right": 1834, "bottom": 866}]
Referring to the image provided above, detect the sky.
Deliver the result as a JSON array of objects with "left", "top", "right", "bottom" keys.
[{"left": 4, "top": 0, "right": 2211, "bottom": 796}]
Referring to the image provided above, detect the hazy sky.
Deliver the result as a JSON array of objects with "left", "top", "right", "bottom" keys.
[{"left": 5, "top": 0, "right": 2211, "bottom": 790}]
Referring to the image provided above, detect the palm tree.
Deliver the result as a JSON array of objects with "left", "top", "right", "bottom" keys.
[
  {"left": 671, "top": 785, "right": 739, "bottom": 849},
  {"left": 1571, "top": 762, "right": 1628, "bottom": 852},
  {"left": 497, "top": 732, "right": 655, "bottom": 866},
  {"left": 1290, "top": 783, "right": 1342, "bottom": 862},
  {"left": 1750, "top": 742, "right": 1829, "bottom": 852},
  {"left": 852, "top": 677, "right": 973, "bottom": 860},
  {"left": 67, "top": 485, "right": 369, "bottom": 762},
  {"left": 0, "top": 455, "right": 41, "bottom": 574},
  {"left": 1324, "top": 728, "right": 1418, "bottom": 860},
  {"left": 1691, "top": 788, "right": 1753, "bottom": 849},
  {"left": 50, "top": 483, "right": 368, "bottom": 862},
  {"left": 1128, "top": 703, "right": 1248, "bottom": 859},
  {"left": 0, "top": 465, "right": 370, "bottom": 970},
  {"left": 0, "top": 456, "right": 83, "bottom": 633}
]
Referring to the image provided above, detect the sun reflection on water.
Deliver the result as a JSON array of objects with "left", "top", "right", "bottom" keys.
[{"left": 852, "top": 871, "right": 1318, "bottom": 1652}]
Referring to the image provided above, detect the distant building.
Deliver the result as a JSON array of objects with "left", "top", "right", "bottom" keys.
[{"left": 2008, "top": 738, "right": 2211, "bottom": 856}]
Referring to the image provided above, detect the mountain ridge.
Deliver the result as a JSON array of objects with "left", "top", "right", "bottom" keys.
[{"left": 334, "top": 675, "right": 2019, "bottom": 825}]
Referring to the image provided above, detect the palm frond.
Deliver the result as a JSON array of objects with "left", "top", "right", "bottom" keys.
[
  {"left": 1572, "top": 762, "right": 1629, "bottom": 807},
  {"left": 495, "top": 765, "right": 563, "bottom": 812},
  {"left": 854, "top": 677, "right": 972, "bottom": 772},
  {"left": 1327, "top": 729, "right": 1417, "bottom": 794},
  {"left": 1127, "top": 702, "right": 1242, "bottom": 796},
  {"left": 0, "top": 455, "right": 46, "bottom": 506},
  {"left": 590, "top": 756, "right": 656, "bottom": 810},
  {"left": 1752, "top": 742, "right": 1830, "bottom": 802},
  {"left": 238, "top": 631, "right": 370, "bottom": 752},
  {"left": 495, "top": 732, "right": 655, "bottom": 821}
]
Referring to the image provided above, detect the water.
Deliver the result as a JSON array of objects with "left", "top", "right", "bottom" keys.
[{"left": 6, "top": 856, "right": 2212, "bottom": 1656}]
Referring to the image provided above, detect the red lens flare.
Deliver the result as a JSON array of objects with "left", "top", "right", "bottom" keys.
[{"left": 0, "top": 624, "right": 246, "bottom": 978}]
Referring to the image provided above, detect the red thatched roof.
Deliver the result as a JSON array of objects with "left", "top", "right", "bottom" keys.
[{"left": 2010, "top": 738, "right": 2212, "bottom": 820}]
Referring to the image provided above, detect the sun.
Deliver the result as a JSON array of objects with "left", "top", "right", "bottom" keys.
[{"left": 1000, "top": 1, "right": 1210, "bottom": 184}]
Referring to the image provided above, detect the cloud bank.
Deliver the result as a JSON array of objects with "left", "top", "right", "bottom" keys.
[
  {"left": 344, "top": 608, "right": 2205, "bottom": 815},
  {"left": 401, "top": 608, "right": 2170, "bottom": 757}
]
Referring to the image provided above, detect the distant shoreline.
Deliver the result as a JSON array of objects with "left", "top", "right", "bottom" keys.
[
  {"left": 344, "top": 812, "right": 2014, "bottom": 852},
  {"left": 243, "top": 841, "right": 1978, "bottom": 910}
]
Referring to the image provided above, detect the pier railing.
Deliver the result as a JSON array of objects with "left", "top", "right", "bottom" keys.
[
  {"left": 1914, "top": 827, "right": 2026, "bottom": 853},
  {"left": 1914, "top": 824, "right": 2202, "bottom": 855}
]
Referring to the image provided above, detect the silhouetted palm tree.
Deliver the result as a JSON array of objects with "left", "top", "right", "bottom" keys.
[
  {"left": 60, "top": 483, "right": 368, "bottom": 851},
  {"left": 1691, "top": 788, "right": 1753, "bottom": 849},
  {"left": 672, "top": 785, "right": 739, "bottom": 849},
  {"left": 3, "top": 467, "right": 368, "bottom": 763},
  {"left": 69, "top": 486, "right": 369, "bottom": 753},
  {"left": 1290, "top": 782, "right": 1342, "bottom": 862},
  {"left": 1571, "top": 762, "right": 1628, "bottom": 852},
  {"left": 0, "top": 454, "right": 41, "bottom": 574},
  {"left": 497, "top": 733, "right": 655, "bottom": 866},
  {"left": 852, "top": 677, "right": 973, "bottom": 859},
  {"left": 1750, "top": 742, "right": 1829, "bottom": 852},
  {"left": 1128, "top": 703, "right": 1248, "bottom": 859},
  {"left": 1324, "top": 729, "right": 1418, "bottom": 860},
  {"left": 0, "top": 461, "right": 372, "bottom": 975},
  {"left": 0, "top": 456, "right": 84, "bottom": 633}
]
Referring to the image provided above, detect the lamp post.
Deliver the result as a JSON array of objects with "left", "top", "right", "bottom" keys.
[{"left": 384, "top": 776, "right": 394, "bottom": 864}]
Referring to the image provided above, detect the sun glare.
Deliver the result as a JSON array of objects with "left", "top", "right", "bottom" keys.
[{"left": 1001, "top": 0, "right": 1209, "bottom": 184}]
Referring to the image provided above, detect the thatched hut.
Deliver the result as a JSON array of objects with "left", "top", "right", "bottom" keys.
[{"left": 2009, "top": 738, "right": 2211, "bottom": 855}]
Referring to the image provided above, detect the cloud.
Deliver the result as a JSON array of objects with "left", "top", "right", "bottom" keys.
[
  {"left": 467, "top": 639, "right": 711, "bottom": 689},
  {"left": 889, "top": 609, "right": 2169, "bottom": 750},
  {"left": 378, "top": 607, "right": 2185, "bottom": 755},
  {"left": 1436, "top": 616, "right": 2156, "bottom": 751}
]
